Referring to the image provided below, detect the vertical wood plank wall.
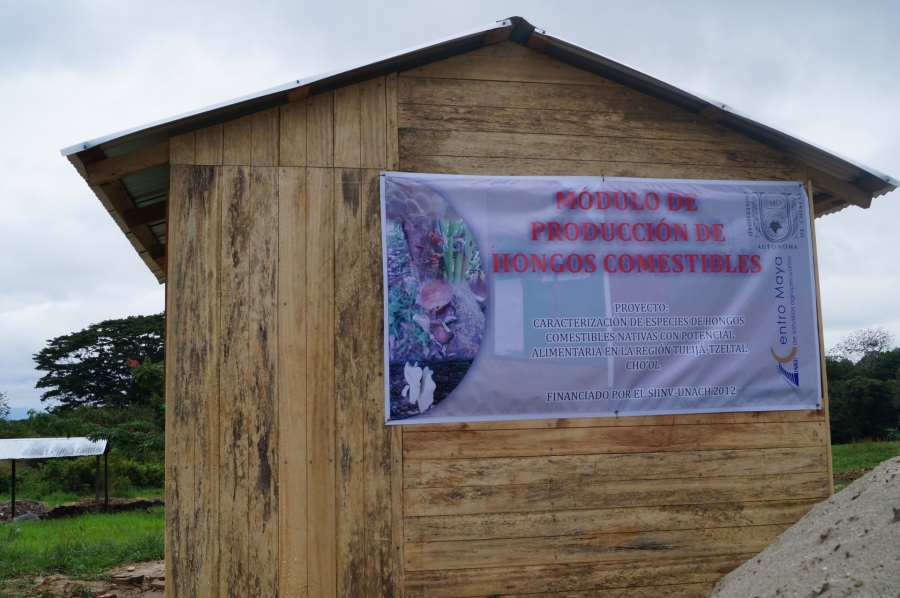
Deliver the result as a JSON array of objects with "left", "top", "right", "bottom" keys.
[
  {"left": 166, "top": 76, "right": 396, "bottom": 598},
  {"left": 164, "top": 41, "right": 830, "bottom": 598}
]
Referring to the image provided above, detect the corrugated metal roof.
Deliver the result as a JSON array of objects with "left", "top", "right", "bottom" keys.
[
  {"left": 121, "top": 166, "right": 169, "bottom": 208},
  {"left": 60, "top": 16, "right": 896, "bottom": 284},
  {"left": 57, "top": 16, "right": 898, "bottom": 196},
  {"left": 0, "top": 438, "right": 107, "bottom": 460}
]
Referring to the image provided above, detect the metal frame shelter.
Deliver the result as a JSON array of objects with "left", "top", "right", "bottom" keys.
[{"left": 0, "top": 438, "right": 108, "bottom": 519}]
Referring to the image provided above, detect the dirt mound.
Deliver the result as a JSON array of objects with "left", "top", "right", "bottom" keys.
[
  {"left": 710, "top": 457, "right": 900, "bottom": 597},
  {"left": 0, "top": 497, "right": 162, "bottom": 522},
  {"left": 45, "top": 497, "right": 163, "bottom": 519},
  {"left": 834, "top": 469, "right": 872, "bottom": 484},
  {"left": 0, "top": 499, "right": 51, "bottom": 521}
]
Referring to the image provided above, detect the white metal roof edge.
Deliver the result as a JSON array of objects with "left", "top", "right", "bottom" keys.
[
  {"left": 60, "top": 18, "right": 513, "bottom": 157},
  {"left": 60, "top": 16, "right": 896, "bottom": 196},
  {"left": 538, "top": 29, "right": 899, "bottom": 192},
  {"left": 0, "top": 437, "right": 108, "bottom": 460}
]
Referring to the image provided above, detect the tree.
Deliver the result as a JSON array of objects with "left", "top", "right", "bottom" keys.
[
  {"left": 0, "top": 391, "right": 8, "bottom": 420},
  {"left": 828, "top": 327, "right": 896, "bottom": 368},
  {"left": 826, "top": 329, "right": 900, "bottom": 443},
  {"left": 33, "top": 313, "right": 164, "bottom": 411},
  {"left": 88, "top": 356, "right": 166, "bottom": 457}
]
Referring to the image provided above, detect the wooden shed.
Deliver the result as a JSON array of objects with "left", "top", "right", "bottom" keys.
[{"left": 63, "top": 17, "right": 897, "bottom": 598}]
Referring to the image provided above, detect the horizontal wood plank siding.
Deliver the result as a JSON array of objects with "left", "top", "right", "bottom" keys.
[
  {"left": 397, "top": 40, "right": 825, "bottom": 598},
  {"left": 162, "top": 38, "right": 829, "bottom": 598},
  {"left": 405, "top": 553, "right": 752, "bottom": 598}
]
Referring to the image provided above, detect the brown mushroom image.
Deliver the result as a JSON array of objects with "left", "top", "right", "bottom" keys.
[{"left": 384, "top": 177, "right": 487, "bottom": 420}]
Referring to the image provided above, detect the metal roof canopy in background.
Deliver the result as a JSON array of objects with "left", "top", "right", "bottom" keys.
[{"left": 0, "top": 437, "right": 107, "bottom": 460}]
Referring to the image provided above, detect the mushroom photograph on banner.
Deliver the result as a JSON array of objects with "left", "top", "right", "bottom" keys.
[{"left": 383, "top": 177, "right": 488, "bottom": 421}]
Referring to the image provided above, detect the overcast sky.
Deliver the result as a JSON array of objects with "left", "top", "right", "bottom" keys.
[{"left": 1, "top": 0, "right": 898, "bottom": 412}]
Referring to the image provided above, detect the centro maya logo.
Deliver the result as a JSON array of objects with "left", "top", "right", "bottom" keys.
[{"left": 771, "top": 255, "right": 799, "bottom": 387}]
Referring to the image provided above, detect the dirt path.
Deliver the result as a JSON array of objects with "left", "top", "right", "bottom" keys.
[
  {"left": 710, "top": 457, "right": 900, "bottom": 597},
  {"left": 21, "top": 561, "right": 165, "bottom": 598}
]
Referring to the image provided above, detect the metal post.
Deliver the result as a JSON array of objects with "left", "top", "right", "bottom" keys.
[
  {"left": 95, "top": 454, "right": 101, "bottom": 511},
  {"left": 10, "top": 459, "right": 15, "bottom": 519},
  {"left": 104, "top": 450, "right": 109, "bottom": 511}
]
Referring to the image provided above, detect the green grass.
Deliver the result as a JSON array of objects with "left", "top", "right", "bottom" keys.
[
  {"left": 832, "top": 440, "right": 900, "bottom": 472},
  {"left": 0, "top": 488, "right": 164, "bottom": 509},
  {"left": 0, "top": 506, "right": 164, "bottom": 580}
]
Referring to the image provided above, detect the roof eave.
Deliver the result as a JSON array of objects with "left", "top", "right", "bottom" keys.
[{"left": 61, "top": 18, "right": 518, "bottom": 157}]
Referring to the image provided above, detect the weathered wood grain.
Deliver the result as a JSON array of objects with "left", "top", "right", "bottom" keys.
[
  {"left": 88, "top": 140, "right": 171, "bottom": 184},
  {"left": 404, "top": 446, "right": 826, "bottom": 489},
  {"left": 399, "top": 76, "right": 685, "bottom": 115},
  {"left": 400, "top": 154, "right": 804, "bottom": 180},
  {"left": 280, "top": 101, "right": 308, "bottom": 167},
  {"left": 400, "top": 41, "right": 617, "bottom": 86},
  {"left": 169, "top": 135, "right": 195, "bottom": 166},
  {"left": 360, "top": 79, "right": 387, "bottom": 169},
  {"left": 400, "top": 103, "right": 752, "bottom": 144},
  {"left": 489, "top": 583, "right": 715, "bottom": 598},
  {"left": 334, "top": 168, "right": 366, "bottom": 596},
  {"left": 390, "top": 426, "right": 405, "bottom": 598},
  {"left": 360, "top": 170, "right": 393, "bottom": 597},
  {"left": 307, "top": 92, "right": 334, "bottom": 167},
  {"left": 406, "top": 523, "right": 790, "bottom": 570},
  {"left": 405, "top": 472, "right": 829, "bottom": 517},
  {"left": 165, "top": 165, "right": 194, "bottom": 598},
  {"left": 224, "top": 115, "right": 253, "bottom": 166},
  {"left": 166, "top": 164, "right": 221, "bottom": 597},
  {"left": 403, "top": 421, "right": 826, "bottom": 460},
  {"left": 386, "top": 73, "right": 399, "bottom": 170},
  {"left": 247, "top": 166, "right": 279, "bottom": 596},
  {"left": 422, "top": 582, "right": 714, "bottom": 598},
  {"left": 218, "top": 164, "right": 251, "bottom": 598},
  {"left": 807, "top": 180, "right": 834, "bottom": 495},
  {"left": 404, "top": 553, "right": 751, "bottom": 598},
  {"left": 306, "top": 167, "right": 336, "bottom": 598},
  {"left": 334, "top": 85, "right": 361, "bottom": 168},
  {"left": 277, "top": 167, "right": 308, "bottom": 596},
  {"left": 405, "top": 499, "right": 817, "bottom": 543},
  {"left": 195, "top": 125, "right": 224, "bottom": 165},
  {"left": 251, "top": 108, "right": 279, "bottom": 167},
  {"left": 399, "top": 129, "right": 794, "bottom": 170},
  {"left": 193, "top": 167, "right": 221, "bottom": 598},
  {"left": 408, "top": 409, "right": 824, "bottom": 433}
]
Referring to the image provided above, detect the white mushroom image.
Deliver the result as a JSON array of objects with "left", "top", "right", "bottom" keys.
[{"left": 402, "top": 362, "right": 437, "bottom": 412}]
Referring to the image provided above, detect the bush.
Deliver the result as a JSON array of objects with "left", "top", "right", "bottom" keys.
[
  {"left": 0, "top": 452, "right": 164, "bottom": 502},
  {"left": 827, "top": 346, "right": 900, "bottom": 444}
]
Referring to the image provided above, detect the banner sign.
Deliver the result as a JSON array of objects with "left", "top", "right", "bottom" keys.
[{"left": 381, "top": 173, "right": 822, "bottom": 424}]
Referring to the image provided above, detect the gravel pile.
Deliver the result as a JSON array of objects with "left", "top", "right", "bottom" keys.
[{"left": 711, "top": 457, "right": 900, "bottom": 597}]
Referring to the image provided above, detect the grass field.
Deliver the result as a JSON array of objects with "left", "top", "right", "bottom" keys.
[
  {"left": 831, "top": 440, "right": 900, "bottom": 492},
  {"left": 0, "top": 506, "right": 163, "bottom": 582},
  {"left": 832, "top": 440, "right": 900, "bottom": 472}
]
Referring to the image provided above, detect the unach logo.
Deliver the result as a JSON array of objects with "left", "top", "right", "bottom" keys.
[{"left": 758, "top": 194, "right": 794, "bottom": 242}]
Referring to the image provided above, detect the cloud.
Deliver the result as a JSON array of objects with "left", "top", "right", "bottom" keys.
[{"left": 1, "top": 0, "right": 898, "bottom": 409}]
